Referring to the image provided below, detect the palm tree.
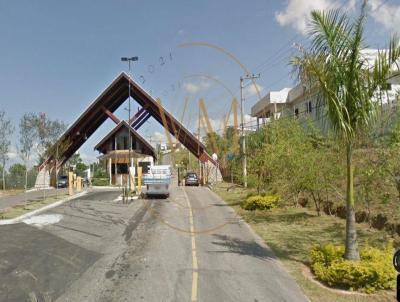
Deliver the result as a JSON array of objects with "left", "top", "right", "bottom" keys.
[{"left": 291, "top": 3, "right": 400, "bottom": 260}]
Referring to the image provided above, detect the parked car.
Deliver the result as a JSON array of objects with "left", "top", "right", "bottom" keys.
[
  {"left": 185, "top": 172, "right": 199, "bottom": 186},
  {"left": 57, "top": 175, "right": 68, "bottom": 188}
]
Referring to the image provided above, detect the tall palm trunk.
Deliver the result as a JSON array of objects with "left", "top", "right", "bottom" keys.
[{"left": 344, "top": 142, "right": 360, "bottom": 260}]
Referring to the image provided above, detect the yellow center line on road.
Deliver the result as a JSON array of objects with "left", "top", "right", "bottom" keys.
[{"left": 183, "top": 188, "right": 198, "bottom": 302}]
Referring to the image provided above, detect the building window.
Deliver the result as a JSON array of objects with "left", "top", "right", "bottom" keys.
[
  {"left": 294, "top": 108, "right": 299, "bottom": 117},
  {"left": 111, "top": 164, "right": 128, "bottom": 174},
  {"left": 138, "top": 161, "right": 151, "bottom": 174},
  {"left": 117, "top": 136, "right": 129, "bottom": 150},
  {"left": 305, "top": 101, "right": 312, "bottom": 113}
]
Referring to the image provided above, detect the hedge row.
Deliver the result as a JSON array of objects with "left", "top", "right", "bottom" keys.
[{"left": 310, "top": 244, "right": 396, "bottom": 293}]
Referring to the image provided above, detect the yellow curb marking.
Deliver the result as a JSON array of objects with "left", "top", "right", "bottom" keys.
[{"left": 183, "top": 188, "right": 198, "bottom": 302}]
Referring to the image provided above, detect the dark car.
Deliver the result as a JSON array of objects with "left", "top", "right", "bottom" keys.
[
  {"left": 185, "top": 172, "right": 199, "bottom": 186},
  {"left": 57, "top": 175, "right": 68, "bottom": 188}
]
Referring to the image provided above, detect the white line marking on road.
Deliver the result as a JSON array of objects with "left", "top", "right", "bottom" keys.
[
  {"left": 23, "top": 214, "right": 63, "bottom": 228},
  {"left": 113, "top": 195, "right": 139, "bottom": 202},
  {"left": 183, "top": 188, "right": 198, "bottom": 302}
]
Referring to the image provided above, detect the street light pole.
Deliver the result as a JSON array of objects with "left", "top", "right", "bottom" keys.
[
  {"left": 56, "top": 142, "right": 58, "bottom": 198},
  {"left": 121, "top": 56, "right": 138, "bottom": 193},
  {"left": 240, "top": 74, "right": 260, "bottom": 188}
]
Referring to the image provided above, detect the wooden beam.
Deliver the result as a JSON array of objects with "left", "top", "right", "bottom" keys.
[
  {"left": 129, "top": 107, "right": 145, "bottom": 124},
  {"left": 102, "top": 106, "right": 120, "bottom": 124}
]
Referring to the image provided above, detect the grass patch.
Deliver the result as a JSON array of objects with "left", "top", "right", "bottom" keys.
[
  {"left": 213, "top": 182, "right": 396, "bottom": 302},
  {"left": 0, "top": 189, "right": 24, "bottom": 198},
  {"left": 0, "top": 194, "right": 69, "bottom": 220}
]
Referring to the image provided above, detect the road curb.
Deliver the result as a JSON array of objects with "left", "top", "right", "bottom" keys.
[
  {"left": 0, "top": 191, "right": 89, "bottom": 225},
  {"left": 91, "top": 186, "right": 121, "bottom": 190}
]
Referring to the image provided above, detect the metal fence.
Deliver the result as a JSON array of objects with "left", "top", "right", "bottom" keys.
[{"left": 1, "top": 170, "right": 38, "bottom": 190}]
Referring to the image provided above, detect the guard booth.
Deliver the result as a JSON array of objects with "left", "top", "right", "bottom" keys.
[{"left": 94, "top": 120, "right": 155, "bottom": 186}]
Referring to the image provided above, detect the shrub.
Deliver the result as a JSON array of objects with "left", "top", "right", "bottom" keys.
[
  {"left": 310, "top": 244, "right": 396, "bottom": 293},
  {"left": 246, "top": 192, "right": 257, "bottom": 198},
  {"left": 241, "top": 194, "right": 279, "bottom": 211},
  {"left": 91, "top": 178, "right": 109, "bottom": 186},
  {"left": 245, "top": 192, "right": 267, "bottom": 198}
]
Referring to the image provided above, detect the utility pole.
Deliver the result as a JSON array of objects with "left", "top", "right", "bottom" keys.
[
  {"left": 55, "top": 142, "right": 58, "bottom": 199},
  {"left": 121, "top": 56, "right": 138, "bottom": 193},
  {"left": 197, "top": 106, "right": 201, "bottom": 184},
  {"left": 240, "top": 74, "right": 260, "bottom": 188}
]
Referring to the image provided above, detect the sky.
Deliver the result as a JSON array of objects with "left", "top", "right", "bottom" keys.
[{"left": 0, "top": 0, "right": 399, "bottom": 167}]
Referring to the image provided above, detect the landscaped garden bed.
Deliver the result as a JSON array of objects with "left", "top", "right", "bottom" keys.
[
  {"left": 0, "top": 193, "right": 68, "bottom": 220},
  {"left": 213, "top": 182, "right": 397, "bottom": 302}
]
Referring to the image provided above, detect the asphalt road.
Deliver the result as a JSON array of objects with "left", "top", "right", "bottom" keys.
[{"left": 0, "top": 184, "right": 309, "bottom": 302}]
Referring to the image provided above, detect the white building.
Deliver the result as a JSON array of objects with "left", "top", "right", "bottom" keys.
[
  {"left": 251, "top": 49, "right": 400, "bottom": 127},
  {"left": 250, "top": 87, "right": 291, "bottom": 128}
]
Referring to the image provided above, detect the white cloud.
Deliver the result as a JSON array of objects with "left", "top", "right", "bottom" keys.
[
  {"left": 275, "top": 0, "right": 341, "bottom": 35},
  {"left": 346, "top": 0, "right": 358, "bottom": 12},
  {"left": 368, "top": 0, "right": 400, "bottom": 34},
  {"left": 275, "top": 0, "right": 400, "bottom": 36},
  {"left": 183, "top": 81, "right": 211, "bottom": 94},
  {"left": 152, "top": 131, "right": 167, "bottom": 144},
  {"left": 243, "top": 83, "right": 264, "bottom": 99},
  {"left": 6, "top": 145, "right": 18, "bottom": 160}
]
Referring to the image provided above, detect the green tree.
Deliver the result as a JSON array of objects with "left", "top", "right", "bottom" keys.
[
  {"left": 302, "top": 137, "right": 342, "bottom": 216},
  {"left": 291, "top": 5, "right": 400, "bottom": 260},
  {"left": 9, "top": 163, "right": 26, "bottom": 176},
  {"left": 0, "top": 111, "right": 14, "bottom": 190},
  {"left": 29, "top": 112, "right": 66, "bottom": 163},
  {"left": 247, "top": 128, "right": 269, "bottom": 193},
  {"left": 18, "top": 113, "right": 36, "bottom": 190},
  {"left": 266, "top": 119, "right": 315, "bottom": 207},
  {"left": 66, "top": 153, "right": 88, "bottom": 177},
  {"left": 181, "top": 156, "right": 189, "bottom": 169},
  {"left": 379, "top": 111, "right": 400, "bottom": 201},
  {"left": 93, "top": 162, "right": 108, "bottom": 178},
  {"left": 357, "top": 157, "right": 381, "bottom": 224},
  {"left": 7, "top": 163, "right": 27, "bottom": 189}
]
